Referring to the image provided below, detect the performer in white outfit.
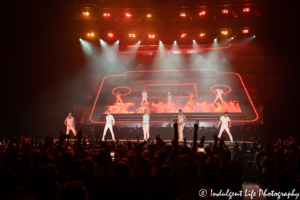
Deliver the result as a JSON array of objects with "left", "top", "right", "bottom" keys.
[
  {"left": 217, "top": 112, "right": 233, "bottom": 142},
  {"left": 116, "top": 92, "right": 123, "bottom": 105},
  {"left": 213, "top": 89, "right": 225, "bottom": 104},
  {"left": 64, "top": 112, "right": 77, "bottom": 136},
  {"left": 102, "top": 110, "right": 115, "bottom": 141},
  {"left": 167, "top": 92, "right": 173, "bottom": 111},
  {"left": 177, "top": 109, "right": 187, "bottom": 141},
  {"left": 141, "top": 90, "right": 148, "bottom": 106},
  {"left": 142, "top": 105, "right": 151, "bottom": 140}
]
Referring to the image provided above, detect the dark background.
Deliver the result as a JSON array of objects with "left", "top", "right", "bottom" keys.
[{"left": 2, "top": 0, "right": 299, "bottom": 140}]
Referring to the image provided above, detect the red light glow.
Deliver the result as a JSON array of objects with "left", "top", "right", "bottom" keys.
[
  {"left": 199, "top": 11, "right": 206, "bottom": 16},
  {"left": 243, "top": 8, "right": 250, "bottom": 12},
  {"left": 148, "top": 34, "right": 155, "bottom": 38},
  {"left": 181, "top": 33, "right": 186, "bottom": 38},
  {"left": 200, "top": 33, "right": 206, "bottom": 37},
  {"left": 180, "top": 13, "right": 186, "bottom": 17},
  {"left": 103, "top": 13, "right": 110, "bottom": 17},
  {"left": 83, "top": 12, "right": 89, "bottom": 16},
  {"left": 243, "top": 29, "right": 249, "bottom": 33},
  {"left": 108, "top": 33, "right": 113, "bottom": 37},
  {"left": 147, "top": 14, "right": 152, "bottom": 18},
  {"left": 126, "top": 13, "right": 131, "bottom": 17},
  {"left": 222, "top": 9, "right": 229, "bottom": 14},
  {"left": 129, "top": 34, "right": 136, "bottom": 38}
]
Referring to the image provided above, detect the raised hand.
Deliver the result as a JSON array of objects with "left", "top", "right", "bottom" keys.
[
  {"left": 173, "top": 122, "right": 178, "bottom": 130},
  {"left": 219, "top": 137, "right": 225, "bottom": 146},
  {"left": 194, "top": 121, "right": 199, "bottom": 131},
  {"left": 200, "top": 136, "right": 205, "bottom": 147},
  {"left": 212, "top": 133, "right": 219, "bottom": 142},
  {"left": 184, "top": 137, "right": 187, "bottom": 146}
]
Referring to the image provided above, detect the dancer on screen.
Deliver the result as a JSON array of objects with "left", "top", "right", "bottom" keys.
[
  {"left": 64, "top": 112, "right": 77, "bottom": 137},
  {"left": 187, "top": 92, "right": 196, "bottom": 107},
  {"left": 102, "top": 110, "right": 115, "bottom": 141},
  {"left": 213, "top": 88, "right": 225, "bottom": 104},
  {"left": 141, "top": 90, "right": 148, "bottom": 106},
  {"left": 167, "top": 92, "right": 173, "bottom": 111},
  {"left": 217, "top": 112, "right": 233, "bottom": 142},
  {"left": 142, "top": 104, "right": 151, "bottom": 140},
  {"left": 116, "top": 92, "right": 123, "bottom": 105},
  {"left": 178, "top": 109, "right": 187, "bottom": 141}
]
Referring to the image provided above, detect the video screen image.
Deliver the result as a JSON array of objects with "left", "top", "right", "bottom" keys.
[{"left": 89, "top": 69, "right": 258, "bottom": 123}]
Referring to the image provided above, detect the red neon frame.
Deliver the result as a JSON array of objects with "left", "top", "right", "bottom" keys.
[
  {"left": 112, "top": 87, "right": 132, "bottom": 96},
  {"left": 210, "top": 85, "right": 232, "bottom": 95},
  {"left": 89, "top": 69, "right": 259, "bottom": 123},
  {"left": 144, "top": 83, "right": 198, "bottom": 98}
]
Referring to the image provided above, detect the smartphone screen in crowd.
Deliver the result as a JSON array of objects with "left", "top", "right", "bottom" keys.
[
  {"left": 110, "top": 152, "right": 115, "bottom": 161},
  {"left": 198, "top": 148, "right": 205, "bottom": 154}
]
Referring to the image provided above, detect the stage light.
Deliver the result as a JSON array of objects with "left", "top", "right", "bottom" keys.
[
  {"left": 174, "top": 41, "right": 177, "bottom": 44},
  {"left": 221, "top": 31, "right": 228, "bottom": 35},
  {"left": 199, "top": 11, "right": 206, "bottom": 16},
  {"left": 214, "top": 38, "right": 217, "bottom": 41},
  {"left": 253, "top": 35, "right": 256, "bottom": 38},
  {"left": 103, "top": 13, "right": 110, "bottom": 17},
  {"left": 243, "top": 29, "right": 249, "bottom": 33},
  {"left": 108, "top": 33, "right": 113, "bottom": 37},
  {"left": 243, "top": 8, "right": 250, "bottom": 12},
  {"left": 87, "top": 32, "right": 95, "bottom": 37},
  {"left": 129, "top": 34, "right": 136, "bottom": 38},
  {"left": 231, "top": 37, "right": 234, "bottom": 39},
  {"left": 148, "top": 34, "right": 155, "bottom": 38},
  {"left": 200, "top": 33, "right": 206, "bottom": 37},
  {"left": 147, "top": 14, "right": 152, "bottom": 18},
  {"left": 181, "top": 33, "right": 186, "bottom": 38},
  {"left": 83, "top": 12, "right": 89, "bottom": 16},
  {"left": 222, "top": 9, "right": 229, "bottom": 14},
  {"left": 193, "top": 40, "right": 195, "bottom": 42},
  {"left": 139, "top": 41, "right": 141, "bottom": 44},
  {"left": 79, "top": 38, "right": 82, "bottom": 41},
  {"left": 180, "top": 13, "right": 186, "bottom": 17},
  {"left": 126, "top": 13, "right": 131, "bottom": 17}
]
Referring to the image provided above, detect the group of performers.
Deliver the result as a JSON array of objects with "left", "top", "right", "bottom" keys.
[
  {"left": 64, "top": 109, "right": 233, "bottom": 142},
  {"left": 116, "top": 88, "right": 226, "bottom": 107},
  {"left": 64, "top": 88, "right": 232, "bottom": 142}
]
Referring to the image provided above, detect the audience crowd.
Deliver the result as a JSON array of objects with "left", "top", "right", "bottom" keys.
[{"left": 0, "top": 124, "right": 299, "bottom": 200}]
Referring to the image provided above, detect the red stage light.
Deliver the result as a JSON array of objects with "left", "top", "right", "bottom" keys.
[
  {"left": 126, "top": 13, "right": 131, "bottom": 17},
  {"left": 83, "top": 12, "right": 89, "bottom": 16},
  {"left": 243, "top": 8, "right": 250, "bottom": 12},
  {"left": 148, "top": 34, "right": 155, "bottom": 38},
  {"left": 199, "top": 11, "right": 206, "bottom": 16},
  {"left": 147, "top": 14, "right": 152, "bottom": 18},
  {"left": 222, "top": 9, "right": 229, "bottom": 14},
  {"left": 200, "top": 33, "right": 206, "bottom": 37},
  {"left": 129, "top": 34, "right": 136, "bottom": 38},
  {"left": 103, "top": 13, "right": 110, "bottom": 17},
  {"left": 181, "top": 33, "right": 186, "bottom": 38},
  {"left": 180, "top": 13, "right": 186, "bottom": 17},
  {"left": 243, "top": 29, "right": 249, "bottom": 33},
  {"left": 108, "top": 33, "right": 113, "bottom": 37}
]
